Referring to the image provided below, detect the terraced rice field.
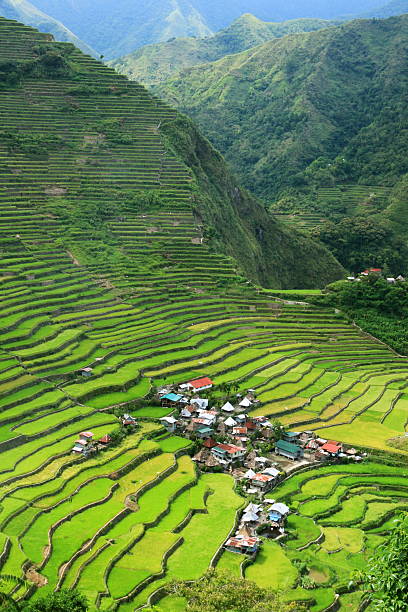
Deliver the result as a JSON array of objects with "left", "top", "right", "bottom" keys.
[
  {"left": 216, "top": 461, "right": 408, "bottom": 610},
  {"left": 274, "top": 184, "right": 392, "bottom": 232},
  {"left": 0, "top": 16, "right": 407, "bottom": 611}
]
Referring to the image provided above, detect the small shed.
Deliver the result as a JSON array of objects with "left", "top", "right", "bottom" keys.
[{"left": 80, "top": 367, "right": 93, "bottom": 378}]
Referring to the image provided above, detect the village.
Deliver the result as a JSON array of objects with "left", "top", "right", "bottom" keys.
[{"left": 69, "top": 375, "right": 365, "bottom": 560}]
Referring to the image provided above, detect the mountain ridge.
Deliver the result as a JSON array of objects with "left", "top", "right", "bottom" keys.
[
  {"left": 9, "top": 0, "right": 406, "bottom": 58},
  {"left": 109, "top": 14, "right": 338, "bottom": 87}
]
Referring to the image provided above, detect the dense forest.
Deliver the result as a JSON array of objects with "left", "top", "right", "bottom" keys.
[{"left": 312, "top": 277, "right": 408, "bottom": 355}]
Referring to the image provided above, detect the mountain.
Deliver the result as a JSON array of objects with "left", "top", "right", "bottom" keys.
[
  {"left": 155, "top": 15, "right": 408, "bottom": 273},
  {"left": 0, "top": 15, "right": 343, "bottom": 289},
  {"left": 110, "top": 14, "right": 338, "bottom": 88},
  {"left": 0, "top": 0, "right": 96, "bottom": 55},
  {"left": 25, "top": 0, "right": 214, "bottom": 59},
  {"left": 22, "top": 0, "right": 390, "bottom": 58},
  {"left": 351, "top": 0, "right": 408, "bottom": 18}
]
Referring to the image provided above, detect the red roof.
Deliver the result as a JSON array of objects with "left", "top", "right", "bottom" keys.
[
  {"left": 203, "top": 438, "right": 217, "bottom": 448},
  {"left": 245, "top": 421, "right": 257, "bottom": 430},
  {"left": 321, "top": 442, "right": 341, "bottom": 454},
  {"left": 188, "top": 377, "right": 214, "bottom": 388},
  {"left": 226, "top": 537, "right": 258, "bottom": 549},
  {"left": 216, "top": 443, "right": 245, "bottom": 454},
  {"left": 252, "top": 473, "right": 273, "bottom": 482},
  {"left": 233, "top": 427, "right": 248, "bottom": 434},
  {"left": 370, "top": 268, "right": 382, "bottom": 272},
  {"left": 99, "top": 434, "right": 112, "bottom": 444},
  {"left": 79, "top": 431, "right": 93, "bottom": 438}
]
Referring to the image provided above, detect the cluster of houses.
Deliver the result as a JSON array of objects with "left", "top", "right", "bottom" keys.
[
  {"left": 71, "top": 414, "right": 138, "bottom": 456},
  {"left": 156, "top": 378, "right": 362, "bottom": 474},
  {"left": 347, "top": 268, "right": 405, "bottom": 283},
  {"left": 224, "top": 499, "right": 290, "bottom": 556},
  {"left": 71, "top": 430, "right": 112, "bottom": 455}
]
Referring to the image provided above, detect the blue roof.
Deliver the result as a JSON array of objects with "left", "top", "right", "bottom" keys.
[
  {"left": 269, "top": 511, "right": 282, "bottom": 521},
  {"left": 162, "top": 393, "right": 182, "bottom": 402}
]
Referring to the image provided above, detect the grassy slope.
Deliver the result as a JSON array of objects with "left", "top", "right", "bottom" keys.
[{"left": 109, "top": 14, "right": 338, "bottom": 87}]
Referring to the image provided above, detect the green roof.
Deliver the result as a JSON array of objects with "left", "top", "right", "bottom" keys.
[{"left": 276, "top": 439, "right": 301, "bottom": 453}]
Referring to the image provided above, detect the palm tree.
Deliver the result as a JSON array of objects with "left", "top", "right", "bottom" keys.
[{"left": 0, "top": 574, "right": 27, "bottom": 611}]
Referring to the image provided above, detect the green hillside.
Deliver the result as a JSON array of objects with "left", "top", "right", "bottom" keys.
[
  {"left": 0, "top": 0, "right": 96, "bottom": 56},
  {"left": 155, "top": 15, "right": 408, "bottom": 272},
  {"left": 0, "top": 16, "right": 407, "bottom": 612},
  {"left": 110, "top": 14, "right": 337, "bottom": 88}
]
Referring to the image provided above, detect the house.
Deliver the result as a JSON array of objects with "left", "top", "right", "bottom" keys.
[
  {"left": 224, "top": 416, "right": 237, "bottom": 428},
  {"left": 196, "top": 426, "right": 214, "bottom": 439},
  {"left": 79, "top": 431, "right": 94, "bottom": 443},
  {"left": 232, "top": 426, "right": 248, "bottom": 438},
  {"left": 269, "top": 502, "right": 290, "bottom": 518},
  {"left": 275, "top": 439, "right": 304, "bottom": 460},
  {"left": 250, "top": 473, "right": 275, "bottom": 492},
  {"left": 321, "top": 441, "right": 342, "bottom": 456},
  {"left": 242, "top": 511, "right": 259, "bottom": 523},
  {"left": 224, "top": 536, "right": 259, "bottom": 555},
  {"left": 387, "top": 277, "right": 396, "bottom": 284},
  {"left": 80, "top": 367, "right": 93, "bottom": 378},
  {"left": 211, "top": 443, "right": 246, "bottom": 465},
  {"left": 160, "top": 416, "right": 178, "bottom": 433},
  {"left": 197, "top": 410, "right": 218, "bottom": 424},
  {"left": 180, "top": 406, "right": 194, "bottom": 419},
  {"left": 98, "top": 434, "right": 112, "bottom": 445},
  {"left": 161, "top": 393, "right": 184, "bottom": 407},
  {"left": 190, "top": 398, "right": 209, "bottom": 410},
  {"left": 184, "top": 377, "right": 214, "bottom": 392},
  {"left": 192, "top": 417, "right": 212, "bottom": 430},
  {"left": 203, "top": 438, "right": 217, "bottom": 449},
  {"left": 221, "top": 401, "right": 235, "bottom": 413},
  {"left": 243, "top": 468, "right": 256, "bottom": 479},
  {"left": 283, "top": 431, "right": 300, "bottom": 443},
  {"left": 121, "top": 414, "right": 136, "bottom": 427},
  {"left": 239, "top": 397, "right": 252, "bottom": 409},
  {"left": 263, "top": 467, "right": 280, "bottom": 479},
  {"left": 72, "top": 444, "right": 86, "bottom": 454}
]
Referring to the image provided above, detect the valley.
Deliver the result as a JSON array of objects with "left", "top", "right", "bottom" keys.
[{"left": 0, "top": 11, "right": 406, "bottom": 612}]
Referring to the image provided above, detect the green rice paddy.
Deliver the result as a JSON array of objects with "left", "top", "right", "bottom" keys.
[{"left": 0, "top": 16, "right": 406, "bottom": 612}]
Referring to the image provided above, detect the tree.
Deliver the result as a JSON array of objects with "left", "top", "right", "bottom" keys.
[
  {"left": 22, "top": 589, "right": 88, "bottom": 612},
  {"left": 0, "top": 574, "right": 28, "bottom": 610},
  {"left": 360, "top": 514, "right": 408, "bottom": 611},
  {"left": 167, "top": 569, "right": 306, "bottom": 611}
]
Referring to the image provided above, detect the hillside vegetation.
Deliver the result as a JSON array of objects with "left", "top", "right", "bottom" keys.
[
  {"left": 155, "top": 15, "right": 408, "bottom": 273},
  {"left": 110, "top": 14, "right": 338, "bottom": 88},
  {"left": 0, "top": 17, "right": 408, "bottom": 612}
]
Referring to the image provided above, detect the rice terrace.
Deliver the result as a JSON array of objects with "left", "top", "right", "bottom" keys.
[{"left": 0, "top": 12, "right": 407, "bottom": 612}]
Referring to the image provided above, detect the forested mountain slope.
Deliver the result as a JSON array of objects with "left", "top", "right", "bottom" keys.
[
  {"left": 110, "top": 14, "right": 337, "bottom": 88},
  {"left": 0, "top": 19, "right": 407, "bottom": 611},
  {"left": 0, "top": 0, "right": 95, "bottom": 55},
  {"left": 156, "top": 15, "right": 408, "bottom": 273},
  {"left": 19, "top": 0, "right": 396, "bottom": 58},
  {"left": 0, "top": 16, "right": 343, "bottom": 289}
]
